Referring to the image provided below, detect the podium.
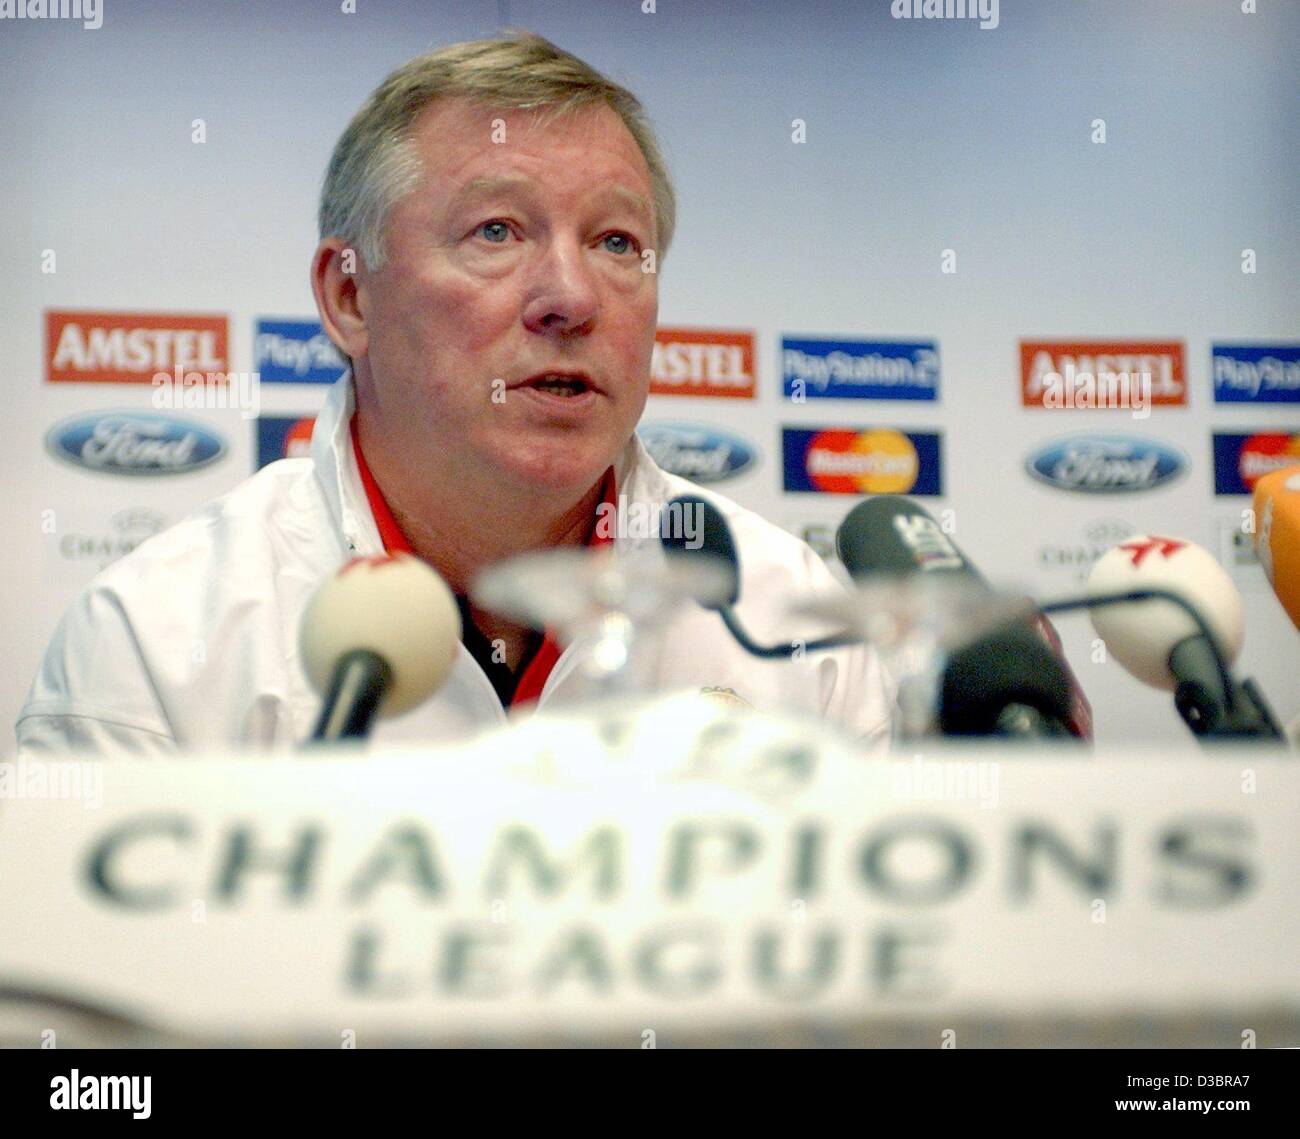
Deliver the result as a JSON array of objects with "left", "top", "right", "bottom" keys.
[{"left": 2, "top": 694, "right": 1297, "bottom": 1047}]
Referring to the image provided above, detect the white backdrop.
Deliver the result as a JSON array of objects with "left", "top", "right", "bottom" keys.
[{"left": 2, "top": 0, "right": 1297, "bottom": 746}]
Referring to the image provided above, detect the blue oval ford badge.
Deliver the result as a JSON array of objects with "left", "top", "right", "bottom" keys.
[
  {"left": 46, "top": 411, "right": 227, "bottom": 476},
  {"left": 637, "top": 422, "right": 757, "bottom": 483},
  {"left": 1026, "top": 434, "right": 1186, "bottom": 494}
]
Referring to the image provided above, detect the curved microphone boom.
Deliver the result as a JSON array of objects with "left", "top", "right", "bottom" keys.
[
  {"left": 1075, "top": 535, "right": 1282, "bottom": 741},
  {"left": 661, "top": 494, "right": 857, "bottom": 658},
  {"left": 300, "top": 554, "right": 462, "bottom": 743}
]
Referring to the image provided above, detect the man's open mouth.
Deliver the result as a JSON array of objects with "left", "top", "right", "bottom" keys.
[{"left": 520, "top": 372, "right": 596, "bottom": 398}]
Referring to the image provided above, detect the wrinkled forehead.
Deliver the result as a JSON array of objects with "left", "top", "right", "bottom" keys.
[{"left": 405, "top": 96, "right": 654, "bottom": 218}]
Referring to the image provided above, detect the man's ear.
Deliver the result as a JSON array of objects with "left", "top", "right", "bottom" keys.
[{"left": 311, "top": 238, "right": 369, "bottom": 359}]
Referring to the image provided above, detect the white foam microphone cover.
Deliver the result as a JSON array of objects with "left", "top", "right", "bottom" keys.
[
  {"left": 300, "top": 554, "right": 462, "bottom": 717},
  {"left": 1086, "top": 535, "right": 1243, "bottom": 691}
]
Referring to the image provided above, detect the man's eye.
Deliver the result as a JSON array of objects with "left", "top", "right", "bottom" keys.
[
  {"left": 603, "top": 232, "right": 639, "bottom": 255},
  {"left": 475, "top": 220, "right": 512, "bottom": 243}
]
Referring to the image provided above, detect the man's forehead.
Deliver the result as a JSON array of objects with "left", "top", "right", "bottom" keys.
[
  {"left": 413, "top": 96, "right": 642, "bottom": 163},
  {"left": 411, "top": 98, "right": 652, "bottom": 207},
  {"left": 449, "top": 172, "right": 652, "bottom": 225}
]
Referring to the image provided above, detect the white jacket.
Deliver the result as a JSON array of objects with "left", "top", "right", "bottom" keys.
[{"left": 16, "top": 376, "right": 894, "bottom": 756}]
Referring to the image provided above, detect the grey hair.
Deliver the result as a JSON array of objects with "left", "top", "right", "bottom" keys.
[{"left": 318, "top": 30, "right": 676, "bottom": 271}]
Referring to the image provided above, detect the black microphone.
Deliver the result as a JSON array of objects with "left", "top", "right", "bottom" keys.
[
  {"left": 940, "top": 625, "right": 1074, "bottom": 737},
  {"left": 836, "top": 496, "right": 1085, "bottom": 739},
  {"left": 836, "top": 495, "right": 984, "bottom": 584},
  {"left": 661, "top": 494, "right": 856, "bottom": 658}
]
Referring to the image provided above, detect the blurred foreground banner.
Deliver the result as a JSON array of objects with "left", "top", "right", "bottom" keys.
[{"left": 0, "top": 697, "right": 1296, "bottom": 1046}]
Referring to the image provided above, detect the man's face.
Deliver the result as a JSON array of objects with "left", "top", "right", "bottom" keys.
[{"left": 354, "top": 97, "right": 659, "bottom": 496}]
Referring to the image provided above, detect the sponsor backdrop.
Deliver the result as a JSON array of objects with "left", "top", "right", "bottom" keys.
[{"left": 2, "top": 0, "right": 1297, "bottom": 745}]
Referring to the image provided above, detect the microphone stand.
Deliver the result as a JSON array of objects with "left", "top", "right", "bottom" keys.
[{"left": 1039, "top": 591, "right": 1284, "bottom": 742}]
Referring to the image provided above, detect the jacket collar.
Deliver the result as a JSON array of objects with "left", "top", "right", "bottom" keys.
[
  {"left": 310, "top": 370, "right": 665, "bottom": 557},
  {"left": 310, "top": 371, "right": 381, "bottom": 557}
]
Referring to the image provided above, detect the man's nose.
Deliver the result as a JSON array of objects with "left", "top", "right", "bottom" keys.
[{"left": 521, "top": 238, "right": 600, "bottom": 334}]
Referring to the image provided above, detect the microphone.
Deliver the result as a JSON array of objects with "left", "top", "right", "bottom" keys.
[
  {"left": 1083, "top": 535, "right": 1282, "bottom": 740},
  {"left": 660, "top": 494, "right": 857, "bottom": 657},
  {"left": 836, "top": 496, "right": 984, "bottom": 584},
  {"left": 1254, "top": 464, "right": 1300, "bottom": 632},
  {"left": 836, "top": 496, "right": 1089, "bottom": 739},
  {"left": 300, "top": 554, "right": 461, "bottom": 742},
  {"left": 939, "top": 624, "right": 1074, "bottom": 738}
]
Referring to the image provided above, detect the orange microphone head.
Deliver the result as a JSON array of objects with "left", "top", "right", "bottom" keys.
[{"left": 1254, "top": 464, "right": 1300, "bottom": 632}]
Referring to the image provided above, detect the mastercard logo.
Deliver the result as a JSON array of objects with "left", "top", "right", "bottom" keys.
[
  {"left": 255, "top": 415, "right": 317, "bottom": 472},
  {"left": 1238, "top": 433, "right": 1300, "bottom": 491},
  {"left": 804, "top": 429, "right": 919, "bottom": 494},
  {"left": 283, "top": 416, "right": 316, "bottom": 458}
]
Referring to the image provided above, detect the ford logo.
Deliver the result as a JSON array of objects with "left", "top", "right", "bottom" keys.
[
  {"left": 638, "top": 422, "right": 757, "bottom": 483},
  {"left": 1026, "top": 434, "right": 1186, "bottom": 494},
  {"left": 46, "top": 411, "right": 227, "bottom": 476}
]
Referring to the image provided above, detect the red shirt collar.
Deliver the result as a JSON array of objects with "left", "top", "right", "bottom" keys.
[{"left": 348, "top": 415, "right": 617, "bottom": 706}]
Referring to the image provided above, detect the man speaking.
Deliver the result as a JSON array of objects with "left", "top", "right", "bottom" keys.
[{"left": 16, "top": 32, "right": 892, "bottom": 755}]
